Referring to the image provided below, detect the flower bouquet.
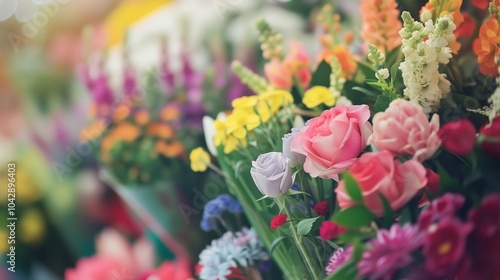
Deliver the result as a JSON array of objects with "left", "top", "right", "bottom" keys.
[{"left": 190, "top": 1, "right": 500, "bottom": 279}]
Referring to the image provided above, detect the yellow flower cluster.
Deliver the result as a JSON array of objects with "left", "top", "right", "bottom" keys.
[
  {"left": 215, "top": 90, "right": 293, "bottom": 154},
  {"left": 302, "top": 86, "right": 335, "bottom": 108},
  {"left": 190, "top": 147, "right": 211, "bottom": 172}
]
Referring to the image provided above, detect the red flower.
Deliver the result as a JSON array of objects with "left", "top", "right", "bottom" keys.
[
  {"left": 313, "top": 201, "right": 328, "bottom": 216},
  {"left": 425, "top": 168, "right": 440, "bottom": 195},
  {"left": 439, "top": 119, "right": 477, "bottom": 156},
  {"left": 423, "top": 218, "right": 473, "bottom": 276},
  {"left": 270, "top": 214, "right": 287, "bottom": 230},
  {"left": 468, "top": 194, "right": 500, "bottom": 239},
  {"left": 320, "top": 221, "right": 346, "bottom": 241},
  {"left": 472, "top": 0, "right": 490, "bottom": 9},
  {"left": 455, "top": 13, "right": 476, "bottom": 38},
  {"left": 480, "top": 116, "right": 500, "bottom": 157},
  {"left": 465, "top": 194, "right": 500, "bottom": 279}
]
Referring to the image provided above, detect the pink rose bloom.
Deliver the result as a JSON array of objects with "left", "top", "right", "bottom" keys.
[
  {"left": 264, "top": 59, "right": 293, "bottom": 89},
  {"left": 291, "top": 105, "right": 373, "bottom": 181},
  {"left": 65, "top": 256, "right": 125, "bottom": 280},
  {"left": 369, "top": 99, "right": 441, "bottom": 162},
  {"left": 143, "top": 261, "right": 194, "bottom": 280},
  {"left": 66, "top": 228, "right": 155, "bottom": 279},
  {"left": 335, "top": 151, "right": 427, "bottom": 216}
]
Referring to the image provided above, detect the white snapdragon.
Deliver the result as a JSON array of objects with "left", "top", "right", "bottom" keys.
[{"left": 399, "top": 12, "right": 455, "bottom": 113}]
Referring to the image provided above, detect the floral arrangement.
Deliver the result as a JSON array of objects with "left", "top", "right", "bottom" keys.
[
  {"left": 189, "top": 1, "right": 500, "bottom": 279},
  {"left": 79, "top": 41, "right": 222, "bottom": 185}
]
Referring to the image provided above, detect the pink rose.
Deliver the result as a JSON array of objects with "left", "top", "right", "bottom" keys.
[
  {"left": 65, "top": 256, "right": 124, "bottom": 280},
  {"left": 291, "top": 105, "right": 373, "bottom": 181},
  {"left": 369, "top": 99, "right": 441, "bottom": 162},
  {"left": 335, "top": 151, "right": 427, "bottom": 216}
]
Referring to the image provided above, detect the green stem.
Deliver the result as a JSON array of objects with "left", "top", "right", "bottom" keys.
[{"left": 283, "top": 198, "right": 320, "bottom": 280}]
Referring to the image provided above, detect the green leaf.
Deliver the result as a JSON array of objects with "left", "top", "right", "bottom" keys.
[
  {"left": 269, "top": 236, "right": 288, "bottom": 256},
  {"left": 399, "top": 206, "right": 411, "bottom": 225},
  {"left": 343, "top": 172, "right": 363, "bottom": 203},
  {"left": 378, "top": 193, "right": 394, "bottom": 228},
  {"left": 374, "top": 95, "right": 392, "bottom": 113},
  {"left": 288, "top": 189, "right": 311, "bottom": 196},
  {"left": 367, "top": 81, "right": 391, "bottom": 90},
  {"left": 310, "top": 60, "right": 332, "bottom": 87},
  {"left": 332, "top": 205, "right": 376, "bottom": 228},
  {"left": 352, "top": 86, "right": 379, "bottom": 97},
  {"left": 297, "top": 217, "right": 321, "bottom": 235},
  {"left": 356, "top": 60, "right": 376, "bottom": 79}
]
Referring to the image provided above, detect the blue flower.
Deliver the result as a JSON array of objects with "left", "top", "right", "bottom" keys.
[
  {"left": 291, "top": 182, "right": 300, "bottom": 191},
  {"left": 200, "top": 217, "right": 214, "bottom": 232},
  {"left": 203, "top": 199, "right": 225, "bottom": 218}
]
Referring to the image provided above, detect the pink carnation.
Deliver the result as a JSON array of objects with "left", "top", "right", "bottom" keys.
[{"left": 369, "top": 99, "right": 441, "bottom": 162}]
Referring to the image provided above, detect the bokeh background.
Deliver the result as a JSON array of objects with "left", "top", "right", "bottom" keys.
[{"left": 0, "top": 0, "right": 426, "bottom": 279}]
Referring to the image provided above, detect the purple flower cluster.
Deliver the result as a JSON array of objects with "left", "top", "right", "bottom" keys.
[{"left": 200, "top": 194, "right": 243, "bottom": 232}]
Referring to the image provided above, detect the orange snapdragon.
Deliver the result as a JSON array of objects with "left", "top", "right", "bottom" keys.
[
  {"left": 318, "top": 45, "right": 357, "bottom": 78},
  {"left": 360, "top": 0, "right": 402, "bottom": 53},
  {"left": 317, "top": 5, "right": 357, "bottom": 78},
  {"left": 473, "top": 19, "right": 500, "bottom": 77}
]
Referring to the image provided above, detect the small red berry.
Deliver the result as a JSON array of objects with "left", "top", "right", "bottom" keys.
[
  {"left": 320, "top": 221, "right": 346, "bottom": 241},
  {"left": 313, "top": 201, "right": 329, "bottom": 216},
  {"left": 271, "top": 214, "right": 287, "bottom": 230}
]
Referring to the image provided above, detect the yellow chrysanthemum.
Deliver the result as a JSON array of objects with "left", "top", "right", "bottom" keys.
[
  {"left": 189, "top": 147, "right": 211, "bottom": 172},
  {"left": 302, "top": 86, "right": 336, "bottom": 108}
]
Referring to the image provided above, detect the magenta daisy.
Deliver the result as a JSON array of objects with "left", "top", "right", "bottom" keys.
[
  {"left": 325, "top": 246, "right": 353, "bottom": 275},
  {"left": 358, "top": 224, "right": 424, "bottom": 280}
]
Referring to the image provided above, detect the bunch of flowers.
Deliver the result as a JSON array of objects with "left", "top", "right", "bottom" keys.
[
  {"left": 79, "top": 43, "right": 217, "bottom": 185},
  {"left": 190, "top": 0, "right": 500, "bottom": 279}
]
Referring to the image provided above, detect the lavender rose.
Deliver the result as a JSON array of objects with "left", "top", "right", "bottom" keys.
[
  {"left": 282, "top": 127, "right": 306, "bottom": 168},
  {"left": 250, "top": 152, "right": 293, "bottom": 197}
]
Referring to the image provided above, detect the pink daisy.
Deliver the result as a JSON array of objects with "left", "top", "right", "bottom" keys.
[{"left": 358, "top": 224, "right": 424, "bottom": 280}]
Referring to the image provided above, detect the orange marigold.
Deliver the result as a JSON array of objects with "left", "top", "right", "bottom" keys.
[
  {"left": 318, "top": 45, "right": 357, "bottom": 78},
  {"left": 473, "top": 19, "right": 500, "bottom": 77},
  {"left": 360, "top": 0, "right": 402, "bottom": 52},
  {"left": 147, "top": 123, "right": 174, "bottom": 139},
  {"left": 112, "top": 104, "right": 130, "bottom": 123}
]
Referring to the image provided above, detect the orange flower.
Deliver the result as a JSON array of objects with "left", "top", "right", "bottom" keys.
[
  {"left": 100, "top": 134, "right": 118, "bottom": 162},
  {"left": 134, "top": 110, "right": 150, "bottom": 125},
  {"left": 147, "top": 123, "right": 174, "bottom": 139},
  {"left": 473, "top": 19, "right": 500, "bottom": 77},
  {"left": 360, "top": 0, "right": 402, "bottom": 52},
  {"left": 112, "top": 122, "right": 140, "bottom": 142},
  {"left": 160, "top": 105, "right": 180, "bottom": 121},
  {"left": 318, "top": 45, "right": 357, "bottom": 78},
  {"left": 155, "top": 141, "right": 184, "bottom": 158},
  {"left": 112, "top": 104, "right": 130, "bottom": 123}
]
